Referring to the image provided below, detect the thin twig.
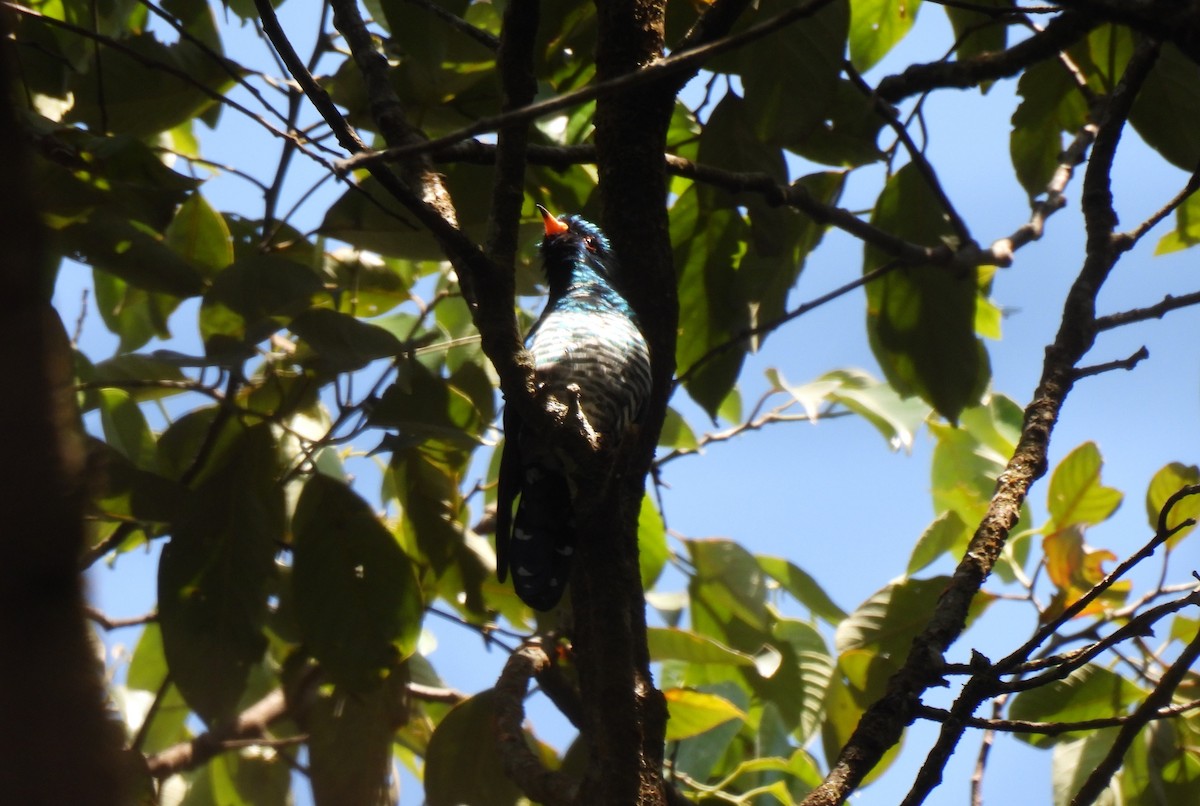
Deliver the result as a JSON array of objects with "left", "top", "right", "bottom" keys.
[
  {"left": 1120, "top": 163, "right": 1200, "bottom": 248},
  {"left": 1072, "top": 345, "right": 1149, "bottom": 379},
  {"left": 845, "top": 62, "right": 973, "bottom": 248},
  {"left": 399, "top": 0, "right": 499, "bottom": 50},
  {"left": 916, "top": 696, "right": 1200, "bottom": 736},
  {"left": 84, "top": 607, "right": 157, "bottom": 630},
  {"left": 1095, "top": 289, "right": 1200, "bottom": 331}
]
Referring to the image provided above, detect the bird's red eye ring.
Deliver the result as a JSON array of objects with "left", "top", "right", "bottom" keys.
[{"left": 583, "top": 236, "right": 598, "bottom": 253}]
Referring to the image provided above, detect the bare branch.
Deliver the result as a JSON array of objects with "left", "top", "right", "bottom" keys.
[
  {"left": 997, "top": 483, "right": 1200, "bottom": 673},
  {"left": 876, "top": 11, "right": 1099, "bottom": 102},
  {"left": 1121, "top": 164, "right": 1200, "bottom": 248},
  {"left": 1096, "top": 289, "right": 1200, "bottom": 331},
  {"left": 1069, "top": 626, "right": 1200, "bottom": 806},
  {"left": 990, "top": 120, "right": 1097, "bottom": 265},
  {"left": 145, "top": 668, "right": 320, "bottom": 778},
  {"left": 84, "top": 607, "right": 156, "bottom": 631},
  {"left": 845, "top": 62, "right": 973, "bottom": 248},
  {"left": 493, "top": 641, "right": 575, "bottom": 805},
  {"left": 800, "top": 40, "right": 1162, "bottom": 806},
  {"left": 1072, "top": 345, "right": 1149, "bottom": 379},
  {"left": 915, "top": 696, "right": 1200, "bottom": 736}
]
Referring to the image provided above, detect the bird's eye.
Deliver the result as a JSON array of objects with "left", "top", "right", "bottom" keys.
[{"left": 583, "top": 236, "right": 598, "bottom": 253}]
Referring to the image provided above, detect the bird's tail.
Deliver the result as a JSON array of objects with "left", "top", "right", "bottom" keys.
[{"left": 508, "top": 463, "right": 574, "bottom": 611}]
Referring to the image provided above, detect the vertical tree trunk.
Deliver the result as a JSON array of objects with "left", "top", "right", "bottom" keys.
[
  {"left": 0, "top": 41, "right": 131, "bottom": 804},
  {"left": 568, "top": 1, "right": 678, "bottom": 803}
]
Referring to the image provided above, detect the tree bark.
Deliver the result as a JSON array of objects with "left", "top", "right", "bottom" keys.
[{"left": 0, "top": 39, "right": 132, "bottom": 804}]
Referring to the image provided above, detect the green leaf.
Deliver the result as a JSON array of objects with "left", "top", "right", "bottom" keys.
[
  {"left": 785, "top": 79, "right": 887, "bottom": 167},
  {"left": 823, "top": 368, "right": 931, "bottom": 451},
  {"left": 289, "top": 308, "right": 402, "bottom": 373},
  {"left": 307, "top": 676, "right": 405, "bottom": 806},
  {"left": 906, "top": 509, "right": 969, "bottom": 575},
  {"left": 774, "top": 618, "right": 836, "bottom": 746},
  {"left": 865, "top": 164, "right": 989, "bottom": 422},
  {"left": 658, "top": 406, "right": 699, "bottom": 451},
  {"left": 88, "top": 353, "right": 188, "bottom": 407},
  {"left": 836, "top": 576, "right": 992, "bottom": 700},
  {"left": 125, "top": 624, "right": 190, "bottom": 755},
  {"left": 324, "top": 250, "right": 415, "bottom": 317},
  {"left": 688, "top": 538, "right": 769, "bottom": 631},
  {"left": 1145, "top": 462, "right": 1200, "bottom": 548},
  {"left": 98, "top": 388, "right": 157, "bottom": 470},
  {"left": 1046, "top": 442, "right": 1123, "bottom": 529},
  {"left": 664, "top": 688, "right": 746, "bottom": 741},
  {"left": 929, "top": 396, "right": 1023, "bottom": 530},
  {"left": 92, "top": 270, "right": 181, "bottom": 353},
  {"left": 65, "top": 26, "right": 235, "bottom": 138},
  {"left": 199, "top": 254, "right": 325, "bottom": 354},
  {"left": 757, "top": 555, "right": 847, "bottom": 624},
  {"left": 292, "top": 474, "right": 423, "bottom": 691},
  {"left": 155, "top": 406, "right": 243, "bottom": 483},
  {"left": 1155, "top": 189, "right": 1200, "bottom": 254},
  {"left": 60, "top": 216, "right": 207, "bottom": 297},
  {"left": 1009, "top": 665, "right": 1144, "bottom": 748},
  {"left": 669, "top": 681, "right": 748, "bottom": 781},
  {"left": 210, "top": 748, "right": 290, "bottom": 806},
  {"left": 738, "top": 173, "right": 847, "bottom": 326},
  {"left": 638, "top": 492, "right": 669, "bottom": 591},
  {"left": 91, "top": 438, "right": 186, "bottom": 526},
  {"left": 424, "top": 690, "right": 532, "bottom": 806},
  {"left": 1011, "top": 58, "right": 1089, "bottom": 196},
  {"left": 1052, "top": 729, "right": 1122, "bottom": 806},
  {"left": 164, "top": 193, "right": 233, "bottom": 277},
  {"left": 321, "top": 164, "right": 494, "bottom": 260},
  {"left": 647, "top": 628, "right": 759, "bottom": 667},
  {"left": 158, "top": 424, "right": 282, "bottom": 724},
  {"left": 945, "top": 0, "right": 1010, "bottom": 64},
  {"left": 820, "top": 667, "right": 904, "bottom": 785},
  {"left": 1130, "top": 44, "right": 1200, "bottom": 171},
  {"left": 368, "top": 359, "right": 483, "bottom": 442},
  {"left": 849, "top": 0, "right": 923, "bottom": 72},
  {"left": 33, "top": 124, "right": 198, "bottom": 232},
  {"left": 742, "top": 1, "right": 849, "bottom": 146},
  {"left": 672, "top": 185, "right": 751, "bottom": 418}
]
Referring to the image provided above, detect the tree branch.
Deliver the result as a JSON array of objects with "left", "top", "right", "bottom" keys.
[
  {"left": 493, "top": 641, "right": 575, "bottom": 806},
  {"left": 800, "top": 39, "right": 1162, "bottom": 806},
  {"left": 1095, "top": 289, "right": 1200, "bottom": 331},
  {"left": 1069, "top": 625, "right": 1200, "bottom": 806},
  {"left": 915, "top": 697, "right": 1200, "bottom": 736},
  {"left": 875, "top": 11, "right": 1099, "bottom": 102}
]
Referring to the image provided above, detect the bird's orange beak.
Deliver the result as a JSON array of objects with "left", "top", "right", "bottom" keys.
[{"left": 537, "top": 204, "right": 569, "bottom": 236}]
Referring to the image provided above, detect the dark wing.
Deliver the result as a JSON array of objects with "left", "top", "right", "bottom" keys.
[{"left": 495, "top": 402, "right": 523, "bottom": 583}]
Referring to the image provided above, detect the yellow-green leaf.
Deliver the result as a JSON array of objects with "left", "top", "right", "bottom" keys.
[
  {"left": 664, "top": 688, "right": 746, "bottom": 741},
  {"left": 1047, "top": 442, "right": 1123, "bottom": 529}
]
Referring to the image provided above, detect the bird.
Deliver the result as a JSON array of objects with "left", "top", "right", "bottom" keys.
[{"left": 495, "top": 206, "right": 652, "bottom": 611}]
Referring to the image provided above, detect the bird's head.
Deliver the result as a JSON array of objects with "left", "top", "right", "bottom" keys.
[{"left": 537, "top": 205, "right": 621, "bottom": 293}]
